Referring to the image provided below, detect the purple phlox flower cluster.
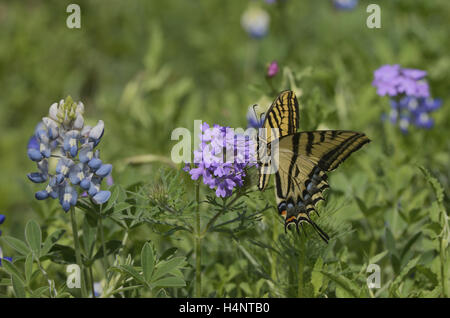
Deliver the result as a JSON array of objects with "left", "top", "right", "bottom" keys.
[
  {"left": 384, "top": 96, "right": 442, "bottom": 133},
  {"left": 27, "top": 97, "right": 112, "bottom": 212},
  {"left": 267, "top": 60, "right": 279, "bottom": 78},
  {"left": 333, "top": 0, "right": 358, "bottom": 10},
  {"left": 372, "top": 64, "right": 429, "bottom": 98},
  {"left": 184, "top": 123, "right": 257, "bottom": 198},
  {"left": 0, "top": 214, "right": 12, "bottom": 266},
  {"left": 373, "top": 64, "right": 442, "bottom": 133},
  {"left": 241, "top": 5, "right": 270, "bottom": 39}
]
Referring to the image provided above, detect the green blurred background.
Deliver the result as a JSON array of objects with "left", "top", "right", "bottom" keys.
[{"left": 0, "top": 0, "right": 449, "bottom": 297}]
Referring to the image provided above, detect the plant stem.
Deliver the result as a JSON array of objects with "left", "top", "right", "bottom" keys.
[
  {"left": 297, "top": 237, "right": 305, "bottom": 298},
  {"left": 98, "top": 206, "right": 109, "bottom": 272},
  {"left": 70, "top": 207, "right": 88, "bottom": 298},
  {"left": 194, "top": 182, "right": 202, "bottom": 298},
  {"left": 88, "top": 266, "right": 95, "bottom": 298}
]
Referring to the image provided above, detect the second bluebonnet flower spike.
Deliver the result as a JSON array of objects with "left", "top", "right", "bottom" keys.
[{"left": 27, "top": 97, "right": 113, "bottom": 212}]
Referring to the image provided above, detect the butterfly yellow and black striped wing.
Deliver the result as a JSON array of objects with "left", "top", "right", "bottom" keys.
[
  {"left": 273, "top": 130, "right": 370, "bottom": 242},
  {"left": 261, "top": 90, "right": 299, "bottom": 143},
  {"left": 257, "top": 90, "right": 299, "bottom": 191}
]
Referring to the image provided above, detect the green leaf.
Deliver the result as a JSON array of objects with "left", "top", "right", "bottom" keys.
[
  {"left": 31, "top": 286, "right": 50, "bottom": 298},
  {"left": 159, "top": 247, "right": 178, "bottom": 261},
  {"left": 369, "top": 250, "right": 389, "bottom": 264},
  {"left": 320, "top": 271, "right": 360, "bottom": 298},
  {"left": 25, "top": 253, "right": 33, "bottom": 284},
  {"left": 311, "top": 257, "right": 324, "bottom": 297},
  {"left": 118, "top": 265, "right": 146, "bottom": 284},
  {"left": 400, "top": 232, "right": 421, "bottom": 261},
  {"left": 1, "top": 259, "right": 26, "bottom": 286},
  {"left": 141, "top": 242, "right": 155, "bottom": 282},
  {"left": 12, "top": 275, "right": 26, "bottom": 298},
  {"left": 385, "top": 227, "right": 396, "bottom": 256},
  {"left": 92, "top": 240, "right": 122, "bottom": 262},
  {"left": 1, "top": 236, "right": 31, "bottom": 256},
  {"left": 41, "top": 229, "right": 66, "bottom": 256},
  {"left": 152, "top": 276, "right": 186, "bottom": 288},
  {"left": 25, "top": 220, "right": 42, "bottom": 257},
  {"left": 389, "top": 256, "right": 420, "bottom": 296},
  {"left": 152, "top": 257, "right": 186, "bottom": 282},
  {"left": 48, "top": 244, "right": 76, "bottom": 265}
]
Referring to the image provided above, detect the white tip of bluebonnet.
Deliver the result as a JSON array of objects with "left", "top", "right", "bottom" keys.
[
  {"left": 92, "top": 191, "right": 111, "bottom": 205},
  {"left": 95, "top": 164, "right": 112, "bottom": 178},
  {"left": 74, "top": 114, "right": 84, "bottom": 130},
  {"left": 28, "top": 148, "right": 43, "bottom": 162},
  {"left": 76, "top": 102, "right": 84, "bottom": 115},
  {"left": 49, "top": 103, "right": 59, "bottom": 121},
  {"left": 89, "top": 120, "right": 104, "bottom": 140},
  {"left": 35, "top": 191, "right": 49, "bottom": 200}
]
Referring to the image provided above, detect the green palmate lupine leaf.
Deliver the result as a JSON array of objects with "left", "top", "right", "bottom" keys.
[
  {"left": 419, "top": 166, "right": 444, "bottom": 204},
  {"left": 118, "top": 265, "right": 146, "bottom": 285},
  {"left": 25, "top": 220, "right": 42, "bottom": 257},
  {"left": 113, "top": 202, "right": 132, "bottom": 214},
  {"left": 389, "top": 256, "right": 420, "bottom": 296},
  {"left": 400, "top": 232, "right": 421, "bottom": 261},
  {"left": 31, "top": 286, "right": 50, "bottom": 298},
  {"left": 81, "top": 217, "right": 97, "bottom": 259},
  {"left": 151, "top": 257, "right": 186, "bottom": 282},
  {"left": 141, "top": 242, "right": 155, "bottom": 282},
  {"left": 152, "top": 276, "right": 186, "bottom": 288},
  {"left": 41, "top": 229, "right": 66, "bottom": 256},
  {"left": 12, "top": 275, "right": 26, "bottom": 298},
  {"left": 25, "top": 253, "right": 33, "bottom": 284},
  {"left": 320, "top": 271, "right": 360, "bottom": 298},
  {"left": 311, "top": 257, "right": 324, "bottom": 297},
  {"left": 159, "top": 247, "right": 178, "bottom": 261},
  {"left": 385, "top": 226, "right": 396, "bottom": 255},
  {"left": 92, "top": 240, "right": 122, "bottom": 262},
  {"left": 1, "top": 259, "right": 26, "bottom": 287},
  {"left": 369, "top": 250, "right": 389, "bottom": 264},
  {"left": 48, "top": 244, "right": 76, "bottom": 265},
  {"left": 1, "top": 236, "right": 31, "bottom": 256}
]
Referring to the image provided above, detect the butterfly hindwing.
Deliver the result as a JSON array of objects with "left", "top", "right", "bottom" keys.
[{"left": 273, "top": 130, "right": 370, "bottom": 242}]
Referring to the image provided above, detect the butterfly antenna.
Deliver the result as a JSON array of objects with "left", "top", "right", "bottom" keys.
[{"left": 252, "top": 104, "right": 258, "bottom": 119}]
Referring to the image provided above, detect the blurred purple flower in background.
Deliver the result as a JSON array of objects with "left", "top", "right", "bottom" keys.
[
  {"left": 373, "top": 64, "right": 429, "bottom": 98},
  {"left": 374, "top": 65, "right": 442, "bottom": 133},
  {"left": 184, "top": 122, "right": 257, "bottom": 198},
  {"left": 267, "top": 60, "right": 279, "bottom": 78},
  {"left": 333, "top": 0, "right": 358, "bottom": 11},
  {"left": 241, "top": 5, "right": 270, "bottom": 39}
]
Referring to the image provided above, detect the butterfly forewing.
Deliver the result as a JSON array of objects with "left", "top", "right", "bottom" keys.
[{"left": 257, "top": 90, "right": 299, "bottom": 191}]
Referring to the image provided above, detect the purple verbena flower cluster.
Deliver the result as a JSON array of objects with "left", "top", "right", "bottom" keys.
[
  {"left": 373, "top": 64, "right": 442, "bottom": 133},
  {"left": 27, "top": 97, "right": 112, "bottom": 212},
  {"left": 184, "top": 123, "right": 257, "bottom": 198},
  {"left": 333, "top": 0, "right": 358, "bottom": 11},
  {"left": 373, "top": 64, "right": 429, "bottom": 98}
]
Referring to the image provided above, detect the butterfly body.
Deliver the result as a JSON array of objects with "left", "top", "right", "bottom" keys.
[{"left": 257, "top": 91, "right": 370, "bottom": 242}]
